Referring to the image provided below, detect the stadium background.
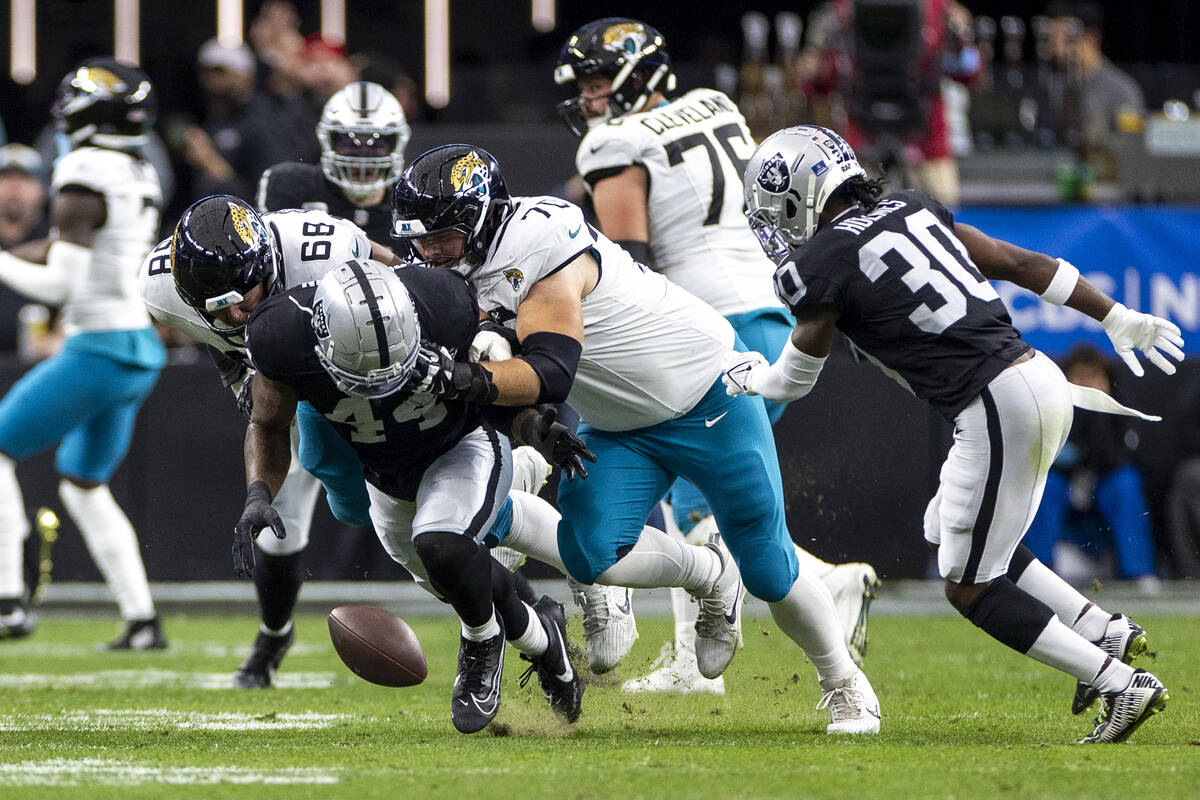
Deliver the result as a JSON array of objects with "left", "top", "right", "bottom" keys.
[{"left": 0, "top": 0, "right": 1198, "bottom": 584}]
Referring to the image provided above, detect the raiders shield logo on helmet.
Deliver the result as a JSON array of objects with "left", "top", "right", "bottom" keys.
[{"left": 757, "top": 153, "right": 790, "bottom": 194}]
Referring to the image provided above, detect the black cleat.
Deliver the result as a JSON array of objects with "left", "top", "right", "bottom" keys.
[
  {"left": 451, "top": 615, "right": 506, "bottom": 734},
  {"left": 1079, "top": 669, "right": 1168, "bottom": 743},
  {"left": 519, "top": 595, "right": 583, "bottom": 723},
  {"left": 1073, "top": 614, "right": 1148, "bottom": 715},
  {"left": 234, "top": 627, "right": 296, "bottom": 689},
  {"left": 103, "top": 615, "right": 168, "bottom": 651},
  {"left": 0, "top": 595, "right": 35, "bottom": 640}
]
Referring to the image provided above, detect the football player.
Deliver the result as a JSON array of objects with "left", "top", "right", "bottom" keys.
[
  {"left": 0, "top": 59, "right": 167, "bottom": 648},
  {"left": 239, "top": 258, "right": 585, "bottom": 733},
  {"left": 555, "top": 18, "right": 880, "bottom": 693},
  {"left": 142, "top": 195, "right": 549, "bottom": 689},
  {"left": 728, "top": 125, "right": 1180, "bottom": 743},
  {"left": 257, "top": 81, "right": 408, "bottom": 246},
  {"left": 393, "top": 144, "right": 881, "bottom": 735}
]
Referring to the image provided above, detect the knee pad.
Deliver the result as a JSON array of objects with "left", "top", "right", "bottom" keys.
[
  {"left": 962, "top": 577, "right": 1053, "bottom": 654},
  {"left": 737, "top": 540, "right": 798, "bottom": 603},
  {"left": 413, "top": 531, "right": 480, "bottom": 598}
]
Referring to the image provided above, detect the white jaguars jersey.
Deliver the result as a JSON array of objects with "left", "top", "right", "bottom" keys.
[
  {"left": 52, "top": 146, "right": 161, "bottom": 335},
  {"left": 470, "top": 196, "right": 734, "bottom": 431},
  {"left": 576, "top": 88, "right": 783, "bottom": 317},
  {"left": 140, "top": 208, "right": 370, "bottom": 357}
]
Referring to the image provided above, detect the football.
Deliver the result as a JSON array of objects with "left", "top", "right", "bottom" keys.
[{"left": 327, "top": 605, "right": 427, "bottom": 687}]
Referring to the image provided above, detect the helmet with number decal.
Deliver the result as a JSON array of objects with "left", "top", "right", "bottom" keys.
[
  {"left": 390, "top": 144, "right": 511, "bottom": 275},
  {"left": 312, "top": 259, "right": 421, "bottom": 398},
  {"left": 318, "top": 81, "right": 412, "bottom": 201},
  {"left": 171, "top": 195, "right": 278, "bottom": 327},
  {"left": 52, "top": 57, "right": 157, "bottom": 151},
  {"left": 744, "top": 125, "right": 865, "bottom": 259},
  {"left": 553, "top": 18, "right": 676, "bottom": 136}
]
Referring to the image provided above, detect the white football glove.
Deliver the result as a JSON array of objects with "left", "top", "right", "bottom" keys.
[
  {"left": 722, "top": 350, "right": 771, "bottom": 396},
  {"left": 469, "top": 330, "right": 514, "bottom": 363},
  {"left": 1100, "top": 303, "right": 1185, "bottom": 377}
]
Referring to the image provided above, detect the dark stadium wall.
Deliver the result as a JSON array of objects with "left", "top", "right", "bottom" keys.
[{"left": 7, "top": 352, "right": 1191, "bottom": 585}]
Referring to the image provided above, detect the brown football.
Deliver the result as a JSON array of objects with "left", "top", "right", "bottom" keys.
[{"left": 327, "top": 605, "right": 427, "bottom": 687}]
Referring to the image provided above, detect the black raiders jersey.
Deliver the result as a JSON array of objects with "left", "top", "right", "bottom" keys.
[
  {"left": 776, "top": 190, "right": 1030, "bottom": 419},
  {"left": 246, "top": 264, "right": 482, "bottom": 500},
  {"left": 257, "top": 161, "right": 395, "bottom": 245}
]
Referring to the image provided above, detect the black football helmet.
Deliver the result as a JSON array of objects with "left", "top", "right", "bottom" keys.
[
  {"left": 391, "top": 144, "right": 511, "bottom": 274},
  {"left": 171, "top": 195, "right": 277, "bottom": 331},
  {"left": 553, "top": 18, "right": 676, "bottom": 136},
  {"left": 51, "top": 57, "right": 157, "bottom": 150}
]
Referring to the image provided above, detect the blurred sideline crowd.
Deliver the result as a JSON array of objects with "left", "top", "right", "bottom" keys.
[{"left": 0, "top": 0, "right": 1196, "bottom": 584}]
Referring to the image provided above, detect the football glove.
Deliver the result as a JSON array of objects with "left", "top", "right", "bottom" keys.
[
  {"left": 235, "top": 373, "right": 254, "bottom": 420},
  {"left": 1100, "top": 303, "right": 1185, "bottom": 377},
  {"left": 232, "top": 480, "right": 285, "bottom": 577},
  {"left": 722, "top": 350, "right": 771, "bottom": 396},
  {"left": 513, "top": 405, "right": 596, "bottom": 481},
  {"left": 470, "top": 321, "right": 520, "bottom": 363},
  {"left": 413, "top": 344, "right": 499, "bottom": 404}
]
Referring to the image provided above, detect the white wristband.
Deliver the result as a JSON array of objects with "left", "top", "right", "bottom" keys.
[
  {"left": 1039, "top": 258, "right": 1080, "bottom": 306},
  {"left": 760, "top": 338, "right": 827, "bottom": 401}
]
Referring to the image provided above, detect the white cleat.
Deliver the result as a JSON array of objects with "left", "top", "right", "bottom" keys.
[
  {"left": 622, "top": 642, "right": 725, "bottom": 695},
  {"left": 567, "top": 577, "right": 637, "bottom": 673},
  {"left": 818, "top": 561, "right": 880, "bottom": 666},
  {"left": 818, "top": 669, "right": 881, "bottom": 735},
  {"left": 511, "top": 445, "right": 552, "bottom": 495},
  {"left": 691, "top": 532, "right": 744, "bottom": 680}
]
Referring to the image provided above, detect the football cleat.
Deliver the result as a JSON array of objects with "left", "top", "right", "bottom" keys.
[
  {"left": 233, "top": 627, "right": 296, "bottom": 689},
  {"left": 451, "top": 615, "right": 506, "bottom": 734},
  {"left": 621, "top": 642, "right": 725, "bottom": 695},
  {"left": 818, "top": 560, "right": 881, "bottom": 666},
  {"left": 0, "top": 595, "right": 35, "bottom": 640},
  {"left": 519, "top": 595, "right": 583, "bottom": 723},
  {"left": 691, "top": 532, "right": 744, "bottom": 680},
  {"left": 817, "top": 669, "right": 882, "bottom": 735},
  {"left": 1072, "top": 614, "right": 1148, "bottom": 715},
  {"left": 567, "top": 576, "right": 637, "bottom": 674},
  {"left": 102, "top": 616, "right": 168, "bottom": 651},
  {"left": 1079, "top": 669, "right": 1167, "bottom": 744}
]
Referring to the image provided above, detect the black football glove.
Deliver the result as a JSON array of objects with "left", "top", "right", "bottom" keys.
[
  {"left": 413, "top": 344, "right": 499, "bottom": 405},
  {"left": 232, "top": 480, "right": 286, "bottom": 577},
  {"left": 235, "top": 373, "right": 254, "bottom": 420},
  {"left": 514, "top": 405, "right": 596, "bottom": 481}
]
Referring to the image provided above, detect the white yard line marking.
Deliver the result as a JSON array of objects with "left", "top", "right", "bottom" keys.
[
  {"left": 0, "top": 670, "right": 336, "bottom": 690},
  {"left": 0, "top": 641, "right": 328, "bottom": 658},
  {"left": 0, "top": 758, "right": 339, "bottom": 786},
  {"left": 0, "top": 709, "right": 364, "bottom": 732}
]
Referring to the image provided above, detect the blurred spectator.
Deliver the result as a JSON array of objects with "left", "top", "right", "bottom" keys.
[
  {"left": 1022, "top": 345, "right": 1158, "bottom": 589},
  {"left": 249, "top": 0, "right": 321, "bottom": 163},
  {"left": 180, "top": 38, "right": 289, "bottom": 200},
  {"left": 357, "top": 51, "right": 425, "bottom": 122},
  {"left": 1162, "top": 377, "right": 1200, "bottom": 578},
  {"left": 806, "top": 0, "right": 981, "bottom": 206},
  {"left": 0, "top": 144, "right": 50, "bottom": 354},
  {"left": 300, "top": 35, "right": 359, "bottom": 108},
  {"left": 1046, "top": 1, "right": 1144, "bottom": 179}
]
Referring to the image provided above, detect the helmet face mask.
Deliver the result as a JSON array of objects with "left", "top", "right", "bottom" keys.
[
  {"left": 312, "top": 260, "right": 421, "bottom": 399},
  {"left": 52, "top": 57, "right": 157, "bottom": 151},
  {"left": 171, "top": 195, "right": 278, "bottom": 336},
  {"left": 318, "top": 82, "right": 411, "bottom": 200},
  {"left": 743, "top": 126, "right": 866, "bottom": 259},
  {"left": 554, "top": 18, "right": 676, "bottom": 137},
  {"left": 391, "top": 144, "right": 511, "bottom": 276}
]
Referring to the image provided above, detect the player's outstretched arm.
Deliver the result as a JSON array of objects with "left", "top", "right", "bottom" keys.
[
  {"left": 233, "top": 373, "right": 297, "bottom": 576},
  {"left": 0, "top": 190, "right": 101, "bottom": 304},
  {"left": 956, "top": 222, "right": 1185, "bottom": 376},
  {"left": 723, "top": 307, "right": 839, "bottom": 400}
]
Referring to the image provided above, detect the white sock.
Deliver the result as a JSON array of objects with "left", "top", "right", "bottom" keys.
[
  {"left": 792, "top": 544, "right": 836, "bottom": 580},
  {"left": 597, "top": 525, "right": 721, "bottom": 592},
  {"left": 462, "top": 611, "right": 500, "bottom": 642},
  {"left": 1026, "top": 615, "right": 1134, "bottom": 691},
  {"left": 508, "top": 602, "right": 548, "bottom": 657},
  {"left": 768, "top": 566, "right": 858, "bottom": 687},
  {"left": 0, "top": 455, "right": 29, "bottom": 598},
  {"left": 1015, "top": 557, "right": 1110, "bottom": 641},
  {"left": 671, "top": 586, "right": 698, "bottom": 649},
  {"left": 502, "top": 490, "right": 567, "bottom": 572},
  {"left": 58, "top": 481, "right": 155, "bottom": 620}
]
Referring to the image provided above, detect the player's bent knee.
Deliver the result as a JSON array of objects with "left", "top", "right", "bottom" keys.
[
  {"left": 557, "top": 519, "right": 614, "bottom": 584},
  {"left": 739, "top": 544, "right": 798, "bottom": 603}
]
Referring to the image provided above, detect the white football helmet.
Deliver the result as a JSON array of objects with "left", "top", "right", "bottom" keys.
[
  {"left": 318, "top": 81, "right": 411, "bottom": 200},
  {"left": 743, "top": 125, "right": 865, "bottom": 259},
  {"left": 312, "top": 259, "right": 421, "bottom": 399}
]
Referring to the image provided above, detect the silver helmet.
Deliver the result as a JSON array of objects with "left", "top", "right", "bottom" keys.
[
  {"left": 317, "top": 81, "right": 411, "bottom": 200},
  {"left": 743, "top": 125, "right": 865, "bottom": 259},
  {"left": 312, "top": 259, "right": 421, "bottom": 398}
]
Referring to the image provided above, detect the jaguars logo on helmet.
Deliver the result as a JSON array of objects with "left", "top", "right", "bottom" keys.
[
  {"left": 52, "top": 57, "right": 156, "bottom": 150},
  {"left": 601, "top": 22, "right": 648, "bottom": 54},
  {"left": 450, "top": 153, "right": 490, "bottom": 197},
  {"left": 228, "top": 202, "right": 261, "bottom": 246}
]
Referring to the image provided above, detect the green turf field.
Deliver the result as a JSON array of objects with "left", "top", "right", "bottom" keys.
[{"left": 0, "top": 611, "right": 1196, "bottom": 799}]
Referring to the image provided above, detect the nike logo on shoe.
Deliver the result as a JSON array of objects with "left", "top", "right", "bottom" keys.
[
  {"left": 705, "top": 412, "right": 728, "bottom": 427},
  {"left": 614, "top": 589, "right": 632, "bottom": 616},
  {"left": 723, "top": 585, "right": 742, "bottom": 625}
]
